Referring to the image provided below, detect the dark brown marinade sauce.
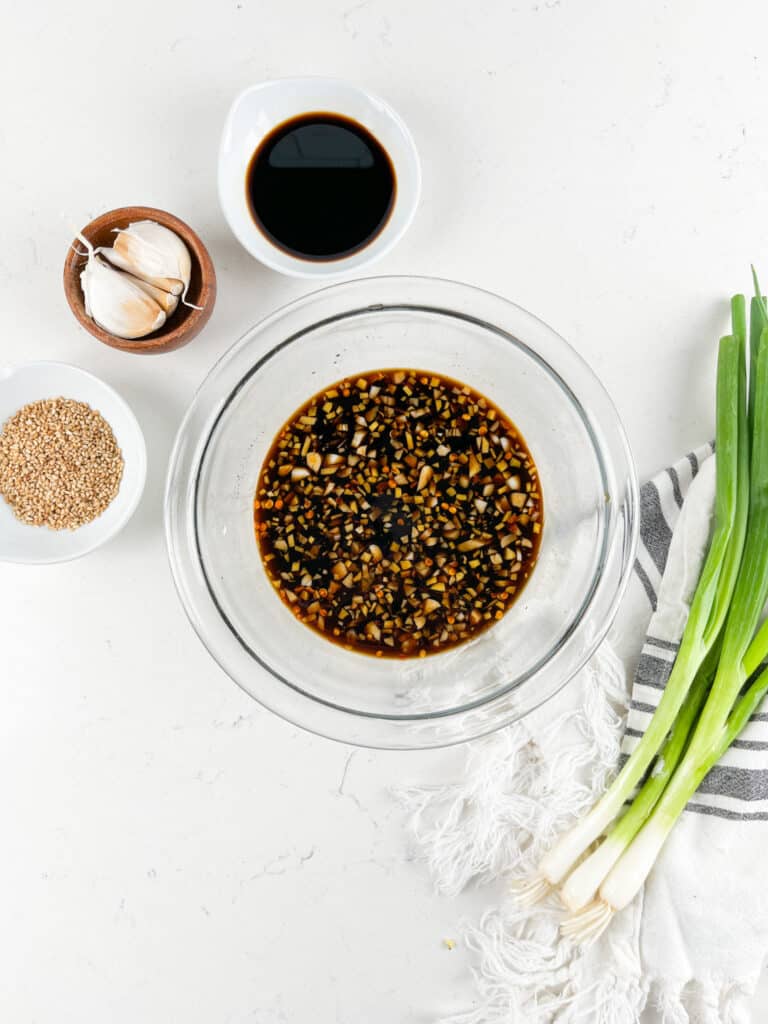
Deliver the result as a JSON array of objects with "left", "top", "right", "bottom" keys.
[
  {"left": 254, "top": 369, "right": 543, "bottom": 658},
  {"left": 246, "top": 112, "right": 396, "bottom": 261}
]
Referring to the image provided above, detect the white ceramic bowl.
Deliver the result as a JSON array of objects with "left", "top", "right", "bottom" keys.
[
  {"left": 0, "top": 362, "right": 147, "bottom": 564},
  {"left": 218, "top": 77, "right": 421, "bottom": 278}
]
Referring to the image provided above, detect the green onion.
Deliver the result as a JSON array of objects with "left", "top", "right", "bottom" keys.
[
  {"left": 522, "top": 323, "right": 749, "bottom": 902},
  {"left": 514, "top": 280, "right": 768, "bottom": 940},
  {"left": 721, "top": 659, "right": 768, "bottom": 755},
  {"left": 564, "top": 308, "right": 768, "bottom": 942}
]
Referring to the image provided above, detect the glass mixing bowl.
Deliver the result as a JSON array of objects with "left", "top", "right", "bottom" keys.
[{"left": 165, "top": 277, "right": 637, "bottom": 748}]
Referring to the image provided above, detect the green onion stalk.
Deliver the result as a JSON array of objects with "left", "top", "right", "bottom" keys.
[
  {"left": 565, "top": 318, "right": 768, "bottom": 943},
  {"left": 512, "top": 314, "right": 750, "bottom": 910}
]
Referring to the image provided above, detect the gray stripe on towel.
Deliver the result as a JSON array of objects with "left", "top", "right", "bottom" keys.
[
  {"left": 666, "top": 466, "right": 684, "bottom": 508},
  {"left": 639, "top": 481, "right": 674, "bottom": 575},
  {"left": 630, "top": 700, "right": 658, "bottom": 715},
  {"left": 687, "top": 803, "right": 768, "bottom": 822},
  {"left": 634, "top": 653, "right": 674, "bottom": 691},
  {"left": 645, "top": 637, "right": 680, "bottom": 654},
  {"left": 698, "top": 764, "right": 768, "bottom": 801},
  {"left": 634, "top": 559, "right": 658, "bottom": 611}
]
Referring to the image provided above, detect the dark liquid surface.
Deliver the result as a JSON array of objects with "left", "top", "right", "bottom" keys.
[
  {"left": 246, "top": 112, "right": 396, "bottom": 261},
  {"left": 254, "top": 369, "right": 544, "bottom": 659}
]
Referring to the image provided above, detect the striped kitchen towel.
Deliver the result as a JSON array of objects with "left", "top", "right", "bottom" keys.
[
  {"left": 405, "top": 443, "right": 768, "bottom": 1023},
  {"left": 625, "top": 444, "right": 768, "bottom": 1021}
]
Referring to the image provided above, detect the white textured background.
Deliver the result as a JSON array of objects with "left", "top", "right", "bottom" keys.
[{"left": 1, "top": 0, "right": 767, "bottom": 1020}]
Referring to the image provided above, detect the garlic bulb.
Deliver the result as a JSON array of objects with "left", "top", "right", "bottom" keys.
[
  {"left": 79, "top": 238, "right": 166, "bottom": 339},
  {"left": 75, "top": 216, "right": 203, "bottom": 340},
  {"left": 101, "top": 220, "right": 192, "bottom": 299}
]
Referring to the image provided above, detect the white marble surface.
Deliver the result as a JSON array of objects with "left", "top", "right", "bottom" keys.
[{"left": 2, "top": 0, "right": 768, "bottom": 1020}]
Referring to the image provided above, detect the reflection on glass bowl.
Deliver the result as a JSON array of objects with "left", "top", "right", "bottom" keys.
[{"left": 165, "top": 277, "right": 638, "bottom": 749}]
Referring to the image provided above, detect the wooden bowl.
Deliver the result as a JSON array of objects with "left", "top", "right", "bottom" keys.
[{"left": 63, "top": 206, "right": 216, "bottom": 354}]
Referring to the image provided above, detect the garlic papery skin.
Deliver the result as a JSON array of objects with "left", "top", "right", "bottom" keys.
[
  {"left": 101, "top": 220, "right": 192, "bottom": 299},
  {"left": 80, "top": 252, "right": 166, "bottom": 340}
]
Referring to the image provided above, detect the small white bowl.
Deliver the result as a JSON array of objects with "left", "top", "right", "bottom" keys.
[
  {"left": 218, "top": 77, "right": 421, "bottom": 278},
  {"left": 0, "top": 362, "right": 147, "bottom": 564}
]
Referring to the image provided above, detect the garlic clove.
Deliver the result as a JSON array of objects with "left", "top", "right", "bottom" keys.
[
  {"left": 130, "top": 275, "right": 179, "bottom": 316},
  {"left": 81, "top": 254, "right": 166, "bottom": 339},
  {"left": 101, "top": 220, "right": 192, "bottom": 297},
  {"left": 102, "top": 243, "right": 183, "bottom": 296}
]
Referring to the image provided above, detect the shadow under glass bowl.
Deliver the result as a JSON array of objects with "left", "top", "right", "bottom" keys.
[{"left": 165, "top": 276, "right": 638, "bottom": 749}]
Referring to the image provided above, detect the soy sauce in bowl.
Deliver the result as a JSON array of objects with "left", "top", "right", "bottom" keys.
[{"left": 245, "top": 112, "right": 396, "bottom": 262}]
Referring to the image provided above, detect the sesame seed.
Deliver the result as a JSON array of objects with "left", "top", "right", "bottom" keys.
[{"left": 0, "top": 398, "right": 124, "bottom": 530}]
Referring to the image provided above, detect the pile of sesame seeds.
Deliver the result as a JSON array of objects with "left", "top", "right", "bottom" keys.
[
  {"left": 255, "top": 369, "right": 543, "bottom": 658},
  {"left": 0, "top": 397, "right": 124, "bottom": 530}
]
